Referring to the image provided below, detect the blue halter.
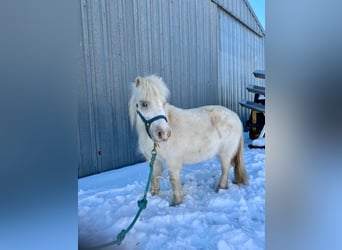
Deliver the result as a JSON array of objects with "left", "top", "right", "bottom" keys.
[{"left": 136, "top": 110, "right": 168, "bottom": 140}]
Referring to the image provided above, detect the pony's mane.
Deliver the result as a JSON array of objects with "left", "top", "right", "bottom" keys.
[
  {"left": 129, "top": 75, "right": 170, "bottom": 127},
  {"left": 136, "top": 75, "right": 170, "bottom": 102}
]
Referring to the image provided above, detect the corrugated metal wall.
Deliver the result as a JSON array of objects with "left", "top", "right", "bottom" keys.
[
  {"left": 216, "top": 0, "right": 265, "bottom": 126},
  {"left": 78, "top": 0, "right": 264, "bottom": 177},
  {"left": 213, "top": 0, "right": 265, "bottom": 36},
  {"left": 78, "top": 0, "right": 219, "bottom": 177}
]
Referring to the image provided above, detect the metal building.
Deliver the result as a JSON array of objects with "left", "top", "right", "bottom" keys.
[{"left": 78, "top": 0, "right": 265, "bottom": 177}]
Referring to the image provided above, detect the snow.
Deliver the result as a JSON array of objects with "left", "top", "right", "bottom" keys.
[
  {"left": 78, "top": 133, "right": 265, "bottom": 249},
  {"left": 251, "top": 137, "right": 265, "bottom": 147}
]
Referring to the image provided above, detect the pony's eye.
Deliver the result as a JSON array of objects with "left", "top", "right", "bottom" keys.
[{"left": 141, "top": 101, "right": 148, "bottom": 108}]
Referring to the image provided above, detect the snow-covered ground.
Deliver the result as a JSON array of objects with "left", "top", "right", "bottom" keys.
[{"left": 78, "top": 133, "right": 265, "bottom": 249}]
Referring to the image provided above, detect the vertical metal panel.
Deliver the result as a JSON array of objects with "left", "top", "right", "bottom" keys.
[
  {"left": 213, "top": 0, "right": 265, "bottom": 37},
  {"left": 78, "top": 0, "right": 99, "bottom": 176},
  {"left": 217, "top": 7, "right": 265, "bottom": 127}
]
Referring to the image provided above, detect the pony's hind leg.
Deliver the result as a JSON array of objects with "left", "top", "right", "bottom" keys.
[
  {"left": 216, "top": 152, "right": 234, "bottom": 192},
  {"left": 151, "top": 159, "right": 163, "bottom": 195},
  {"left": 232, "top": 136, "right": 248, "bottom": 185}
]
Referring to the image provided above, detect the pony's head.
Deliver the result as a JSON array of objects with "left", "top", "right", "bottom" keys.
[{"left": 129, "top": 75, "right": 171, "bottom": 142}]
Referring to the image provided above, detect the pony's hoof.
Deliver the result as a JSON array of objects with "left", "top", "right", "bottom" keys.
[
  {"left": 170, "top": 197, "right": 183, "bottom": 206},
  {"left": 170, "top": 200, "right": 183, "bottom": 206},
  {"left": 150, "top": 189, "right": 160, "bottom": 196},
  {"left": 232, "top": 178, "right": 248, "bottom": 185},
  {"left": 215, "top": 185, "right": 228, "bottom": 193}
]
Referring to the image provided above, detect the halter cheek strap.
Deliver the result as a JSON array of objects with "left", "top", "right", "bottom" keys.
[{"left": 136, "top": 110, "right": 168, "bottom": 140}]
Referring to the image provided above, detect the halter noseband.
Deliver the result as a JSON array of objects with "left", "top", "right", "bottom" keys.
[{"left": 136, "top": 109, "right": 168, "bottom": 140}]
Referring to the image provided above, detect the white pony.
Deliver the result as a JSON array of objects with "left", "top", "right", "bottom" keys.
[{"left": 129, "top": 75, "right": 248, "bottom": 205}]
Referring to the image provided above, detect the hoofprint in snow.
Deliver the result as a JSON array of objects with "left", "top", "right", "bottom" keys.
[{"left": 78, "top": 133, "right": 265, "bottom": 249}]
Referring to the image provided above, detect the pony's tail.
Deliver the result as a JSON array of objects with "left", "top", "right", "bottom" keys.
[{"left": 233, "top": 135, "right": 248, "bottom": 185}]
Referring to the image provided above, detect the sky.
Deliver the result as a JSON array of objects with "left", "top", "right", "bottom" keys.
[{"left": 248, "top": 0, "right": 265, "bottom": 29}]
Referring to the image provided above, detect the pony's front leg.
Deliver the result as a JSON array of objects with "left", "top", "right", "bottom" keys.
[
  {"left": 167, "top": 161, "right": 184, "bottom": 206},
  {"left": 151, "top": 159, "right": 163, "bottom": 195}
]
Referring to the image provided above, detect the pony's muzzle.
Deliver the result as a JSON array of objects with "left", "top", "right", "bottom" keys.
[{"left": 155, "top": 127, "right": 171, "bottom": 142}]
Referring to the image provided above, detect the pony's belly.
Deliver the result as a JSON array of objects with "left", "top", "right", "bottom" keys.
[{"left": 182, "top": 144, "right": 219, "bottom": 164}]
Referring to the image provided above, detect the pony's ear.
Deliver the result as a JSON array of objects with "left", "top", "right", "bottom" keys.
[{"left": 135, "top": 76, "right": 142, "bottom": 87}]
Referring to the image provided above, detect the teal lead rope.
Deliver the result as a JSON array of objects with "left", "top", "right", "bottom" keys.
[{"left": 86, "top": 143, "right": 157, "bottom": 249}]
